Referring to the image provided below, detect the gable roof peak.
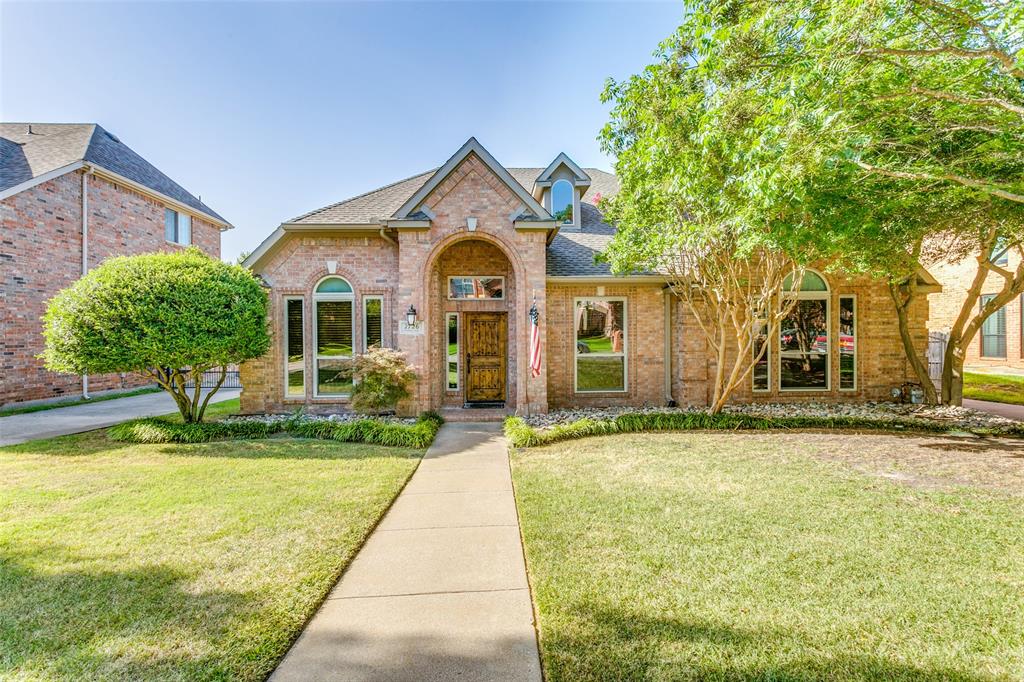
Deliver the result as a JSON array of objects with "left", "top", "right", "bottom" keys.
[{"left": 393, "top": 137, "right": 551, "bottom": 220}]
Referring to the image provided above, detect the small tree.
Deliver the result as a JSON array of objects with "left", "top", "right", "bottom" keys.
[
  {"left": 42, "top": 249, "right": 269, "bottom": 423},
  {"left": 346, "top": 347, "right": 417, "bottom": 415}
]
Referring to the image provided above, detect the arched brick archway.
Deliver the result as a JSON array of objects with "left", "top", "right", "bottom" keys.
[{"left": 420, "top": 232, "right": 531, "bottom": 412}]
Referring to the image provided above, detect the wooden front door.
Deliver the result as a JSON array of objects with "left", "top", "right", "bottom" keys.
[{"left": 465, "top": 312, "right": 507, "bottom": 403}]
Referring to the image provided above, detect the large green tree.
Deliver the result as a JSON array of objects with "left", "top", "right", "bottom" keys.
[
  {"left": 42, "top": 249, "right": 270, "bottom": 422},
  {"left": 602, "top": 0, "right": 1023, "bottom": 405}
]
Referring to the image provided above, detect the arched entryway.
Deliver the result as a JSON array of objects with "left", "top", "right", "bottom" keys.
[{"left": 422, "top": 235, "right": 522, "bottom": 411}]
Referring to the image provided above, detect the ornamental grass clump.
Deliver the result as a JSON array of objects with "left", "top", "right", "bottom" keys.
[{"left": 109, "top": 417, "right": 283, "bottom": 444}]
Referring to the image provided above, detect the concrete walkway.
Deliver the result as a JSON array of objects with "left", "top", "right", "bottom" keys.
[
  {"left": 270, "top": 423, "right": 542, "bottom": 682},
  {"left": 0, "top": 388, "right": 241, "bottom": 446},
  {"left": 964, "top": 398, "right": 1024, "bottom": 422}
]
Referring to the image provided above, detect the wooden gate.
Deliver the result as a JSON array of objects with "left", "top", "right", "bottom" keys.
[{"left": 927, "top": 331, "right": 948, "bottom": 385}]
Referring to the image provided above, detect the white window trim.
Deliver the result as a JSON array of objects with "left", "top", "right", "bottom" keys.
[
  {"left": 979, "top": 293, "right": 1007, "bottom": 359},
  {"left": 839, "top": 294, "right": 857, "bottom": 391},
  {"left": 164, "top": 207, "right": 192, "bottom": 246},
  {"left": 446, "top": 275, "right": 506, "bottom": 300},
  {"left": 779, "top": 269, "right": 831, "bottom": 392},
  {"left": 313, "top": 276, "right": 355, "bottom": 398},
  {"left": 283, "top": 296, "right": 305, "bottom": 399},
  {"left": 752, "top": 316, "right": 771, "bottom": 393},
  {"left": 362, "top": 295, "right": 384, "bottom": 352},
  {"left": 550, "top": 179, "right": 578, "bottom": 228},
  {"left": 573, "top": 296, "right": 628, "bottom": 394},
  {"left": 446, "top": 312, "right": 460, "bottom": 392}
]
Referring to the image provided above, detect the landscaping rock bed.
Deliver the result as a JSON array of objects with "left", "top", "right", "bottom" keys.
[{"left": 522, "top": 401, "right": 1020, "bottom": 434}]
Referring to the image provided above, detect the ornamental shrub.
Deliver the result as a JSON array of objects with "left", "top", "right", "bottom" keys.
[
  {"left": 42, "top": 248, "right": 269, "bottom": 423},
  {"left": 346, "top": 347, "right": 418, "bottom": 415}
]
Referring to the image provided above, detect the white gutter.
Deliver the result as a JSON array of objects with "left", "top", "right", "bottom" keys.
[{"left": 81, "top": 166, "right": 92, "bottom": 399}]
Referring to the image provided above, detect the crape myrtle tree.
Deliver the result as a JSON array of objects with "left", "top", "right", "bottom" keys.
[
  {"left": 603, "top": 0, "right": 1023, "bottom": 406},
  {"left": 42, "top": 249, "right": 270, "bottom": 423},
  {"left": 598, "top": 22, "right": 815, "bottom": 413}
]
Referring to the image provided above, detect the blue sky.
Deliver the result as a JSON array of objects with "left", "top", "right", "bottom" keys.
[{"left": 2, "top": 1, "right": 681, "bottom": 261}]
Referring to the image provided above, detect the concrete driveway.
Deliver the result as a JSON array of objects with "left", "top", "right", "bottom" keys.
[
  {"left": 964, "top": 398, "right": 1024, "bottom": 422},
  {"left": 0, "top": 389, "right": 241, "bottom": 446}
]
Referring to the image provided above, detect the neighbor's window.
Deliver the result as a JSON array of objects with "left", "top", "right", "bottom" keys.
[
  {"left": 991, "top": 237, "right": 1009, "bottom": 267},
  {"left": 752, "top": 317, "right": 770, "bottom": 392},
  {"left": 284, "top": 297, "right": 304, "bottom": 397},
  {"left": 447, "top": 313, "right": 459, "bottom": 391},
  {"left": 448, "top": 276, "right": 504, "bottom": 300},
  {"left": 164, "top": 208, "right": 191, "bottom": 246},
  {"left": 551, "top": 179, "right": 574, "bottom": 225},
  {"left": 780, "top": 271, "right": 830, "bottom": 390},
  {"left": 980, "top": 294, "right": 1006, "bottom": 358},
  {"left": 314, "top": 276, "right": 354, "bottom": 396},
  {"left": 363, "top": 296, "right": 383, "bottom": 351},
  {"left": 839, "top": 295, "right": 856, "bottom": 390},
  {"left": 575, "top": 299, "right": 626, "bottom": 392}
]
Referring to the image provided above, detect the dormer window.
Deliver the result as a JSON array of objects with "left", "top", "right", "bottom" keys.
[{"left": 551, "top": 179, "right": 574, "bottom": 225}]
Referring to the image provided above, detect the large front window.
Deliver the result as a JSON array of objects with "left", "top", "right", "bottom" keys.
[
  {"left": 314, "top": 277, "right": 354, "bottom": 396},
  {"left": 575, "top": 299, "right": 626, "bottom": 392},
  {"left": 780, "top": 271, "right": 829, "bottom": 390},
  {"left": 980, "top": 294, "right": 1007, "bottom": 358}
]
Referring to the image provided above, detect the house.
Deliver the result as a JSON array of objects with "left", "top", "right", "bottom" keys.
[
  {"left": 1, "top": 123, "right": 230, "bottom": 406},
  {"left": 928, "top": 244, "right": 1024, "bottom": 371},
  {"left": 241, "top": 137, "right": 936, "bottom": 416}
]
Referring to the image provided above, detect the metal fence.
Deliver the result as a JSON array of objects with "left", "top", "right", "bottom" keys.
[{"left": 183, "top": 368, "right": 242, "bottom": 389}]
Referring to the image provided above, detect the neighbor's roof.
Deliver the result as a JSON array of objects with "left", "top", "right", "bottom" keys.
[{"left": 0, "top": 123, "right": 229, "bottom": 225}]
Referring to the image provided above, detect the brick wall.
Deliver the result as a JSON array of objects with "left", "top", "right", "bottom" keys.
[
  {"left": 670, "top": 274, "right": 928, "bottom": 405},
  {"left": 927, "top": 251, "right": 1024, "bottom": 370},
  {"left": 1, "top": 170, "right": 222, "bottom": 405},
  {"left": 238, "top": 233, "right": 400, "bottom": 415}
]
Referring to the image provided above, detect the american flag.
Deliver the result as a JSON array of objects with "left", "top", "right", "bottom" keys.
[{"left": 529, "top": 297, "right": 542, "bottom": 377}]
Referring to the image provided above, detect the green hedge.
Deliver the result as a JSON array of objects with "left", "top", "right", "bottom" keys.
[
  {"left": 109, "top": 412, "right": 444, "bottom": 447},
  {"left": 287, "top": 412, "right": 444, "bottom": 448},
  {"left": 109, "top": 418, "right": 284, "bottom": 444},
  {"left": 504, "top": 411, "right": 1023, "bottom": 448}
]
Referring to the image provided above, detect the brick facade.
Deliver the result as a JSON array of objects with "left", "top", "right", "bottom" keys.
[
  {"left": 241, "top": 150, "right": 933, "bottom": 415},
  {"left": 927, "top": 250, "right": 1024, "bottom": 370},
  {"left": 1, "top": 170, "right": 222, "bottom": 406}
]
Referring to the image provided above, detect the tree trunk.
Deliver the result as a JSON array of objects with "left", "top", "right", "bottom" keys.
[{"left": 887, "top": 280, "right": 937, "bottom": 404}]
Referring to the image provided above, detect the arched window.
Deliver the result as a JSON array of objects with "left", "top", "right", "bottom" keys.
[
  {"left": 313, "top": 276, "right": 354, "bottom": 396},
  {"left": 780, "top": 270, "right": 830, "bottom": 391},
  {"left": 551, "top": 179, "right": 574, "bottom": 226}
]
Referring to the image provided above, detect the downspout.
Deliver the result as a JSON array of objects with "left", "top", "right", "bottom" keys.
[
  {"left": 81, "top": 166, "right": 92, "bottom": 399},
  {"left": 377, "top": 225, "right": 397, "bottom": 246},
  {"left": 663, "top": 287, "right": 676, "bottom": 407}
]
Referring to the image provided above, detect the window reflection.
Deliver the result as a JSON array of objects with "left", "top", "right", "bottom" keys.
[{"left": 780, "top": 299, "right": 828, "bottom": 389}]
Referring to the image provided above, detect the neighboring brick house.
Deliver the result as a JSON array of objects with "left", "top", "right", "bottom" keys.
[
  {"left": 1, "top": 123, "right": 230, "bottom": 406},
  {"left": 927, "top": 245, "right": 1024, "bottom": 371},
  {"left": 241, "top": 137, "right": 937, "bottom": 416}
]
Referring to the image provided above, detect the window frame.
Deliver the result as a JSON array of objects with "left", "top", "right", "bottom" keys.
[
  {"left": 838, "top": 294, "right": 857, "bottom": 392},
  {"left": 164, "top": 208, "right": 192, "bottom": 246},
  {"left": 446, "top": 312, "right": 460, "bottom": 392},
  {"left": 283, "top": 296, "right": 305, "bottom": 399},
  {"left": 573, "top": 296, "right": 628, "bottom": 394},
  {"left": 979, "top": 294, "right": 1007, "bottom": 359},
  {"left": 991, "top": 237, "right": 1009, "bottom": 267},
  {"left": 362, "top": 295, "right": 384, "bottom": 352},
  {"left": 313, "top": 276, "right": 356, "bottom": 398},
  {"left": 752, "top": 316, "right": 771, "bottom": 393},
  {"left": 550, "top": 179, "right": 577, "bottom": 228},
  {"left": 779, "top": 269, "right": 831, "bottom": 392},
  {"left": 446, "top": 276, "right": 506, "bottom": 300}
]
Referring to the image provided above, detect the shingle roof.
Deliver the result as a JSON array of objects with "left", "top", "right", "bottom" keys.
[
  {"left": 281, "top": 161, "right": 638, "bottom": 278},
  {"left": 0, "top": 123, "right": 228, "bottom": 224}
]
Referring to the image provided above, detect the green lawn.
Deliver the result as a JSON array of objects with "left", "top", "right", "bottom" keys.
[
  {"left": 0, "top": 408, "right": 422, "bottom": 681},
  {"left": 964, "top": 371, "right": 1024, "bottom": 405},
  {"left": 0, "top": 386, "right": 161, "bottom": 417},
  {"left": 512, "top": 432, "right": 1024, "bottom": 681}
]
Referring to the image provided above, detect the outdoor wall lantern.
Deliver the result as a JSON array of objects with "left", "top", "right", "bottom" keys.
[
  {"left": 467, "top": 216, "right": 478, "bottom": 231},
  {"left": 406, "top": 305, "right": 418, "bottom": 327}
]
